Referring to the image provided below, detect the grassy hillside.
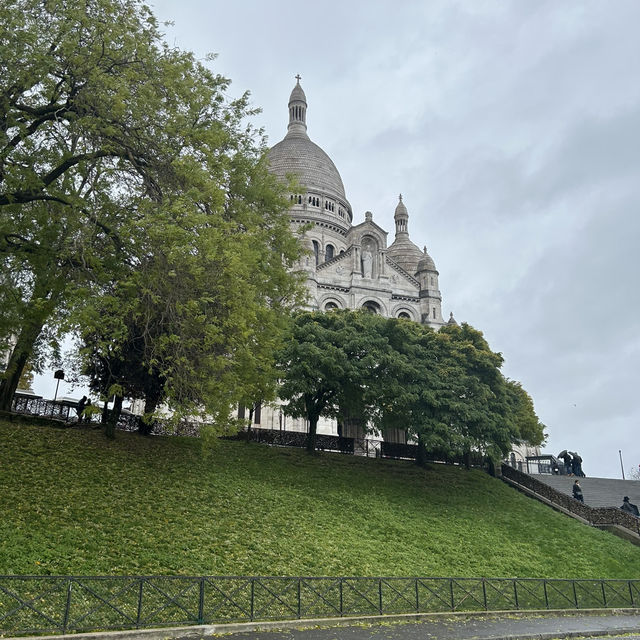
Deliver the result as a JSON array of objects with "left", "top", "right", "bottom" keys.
[{"left": 1, "top": 419, "right": 639, "bottom": 579}]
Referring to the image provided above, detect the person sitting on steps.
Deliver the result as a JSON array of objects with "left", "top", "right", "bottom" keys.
[{"left": 620, "top": 496, "right": 639, "bottom": 516}]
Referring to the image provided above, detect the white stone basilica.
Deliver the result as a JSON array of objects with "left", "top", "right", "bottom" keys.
[
  {"left": 267, "top": 78, "right": 447, "bottom": 328},
  {"left": 248, "top": 78, "right": 455, "bottom": 436}
]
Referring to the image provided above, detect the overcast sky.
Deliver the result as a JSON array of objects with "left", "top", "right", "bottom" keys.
[{"left": 35, "top": 1, "right": 640, "bottom": 479}]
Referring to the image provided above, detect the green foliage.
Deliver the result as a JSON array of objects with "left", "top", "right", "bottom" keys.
[
  {"left": 0, "top": 419, "right": 638, "bottom": 578},
  {"left": 277, "top": 312, "right": 545, "bottom": 457},
  {"left": 276, "top": 310, "right": 391, "bottom": 450},
  {"left": 0, "top": 0, "right": 304, "bottom": 415}
]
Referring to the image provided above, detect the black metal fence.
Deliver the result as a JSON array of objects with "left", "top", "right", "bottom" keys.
[
  {"left": 1, "top": 575, "right": 639, "bottom": 636},
  {"left": 8, "top": 395, "right": 488, "bottom": 465},
  {"left": 9, "top": 395, "right": 203, "bottom": 437}
]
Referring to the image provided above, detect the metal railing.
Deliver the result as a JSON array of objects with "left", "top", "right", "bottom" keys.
[
  {"left": 1, "top": 575, "right": 638, "bottom": 636},
  {"left": 8, "top": 396, "right": 485, "bottom": 466}
]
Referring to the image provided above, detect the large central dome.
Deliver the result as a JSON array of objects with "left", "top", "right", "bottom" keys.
[
  {"left": 267, "top": 78, "right": 351, "bottom": 214},
  {"left": 269, "top": 136, "right": 347, "bottom": 202}
]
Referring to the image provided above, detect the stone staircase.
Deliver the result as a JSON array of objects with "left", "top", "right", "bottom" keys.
[
  {"left": 533, "top": 474, "right": 640, "bottom": 509},
  {"left": 501, "top": 465, "right": 640, "bottom": 545}
]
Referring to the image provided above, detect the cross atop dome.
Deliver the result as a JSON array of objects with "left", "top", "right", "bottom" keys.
[{"left": 295, "top": 74, "right": 302, "bottom": 83}]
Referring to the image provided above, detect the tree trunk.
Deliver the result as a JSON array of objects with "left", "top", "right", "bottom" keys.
[
  {"left": 139, "top": 395, "right": 158, "bottom": 435},
  {"left": 0, "top": 273, "right": 62, "bottom": 411},
  {"left": 106, "top": 394, "right": 123, "bottom": 439},
  {"left": 416, "top": 435, "right": 428, "bottom": 468},
  {"left": 306, "top": 414, "right": 319, "bottom": 453},
  {"left": 0, "top": 315, "right": 47, "bottom": 411}
]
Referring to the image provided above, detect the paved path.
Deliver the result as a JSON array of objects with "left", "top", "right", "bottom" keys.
[{"left": 222, "top": 612, "right": 640, "bottom": 640}]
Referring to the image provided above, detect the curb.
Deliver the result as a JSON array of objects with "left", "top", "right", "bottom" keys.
[{"left": 6, "top": 608, "right": 640, "bottom": 640}]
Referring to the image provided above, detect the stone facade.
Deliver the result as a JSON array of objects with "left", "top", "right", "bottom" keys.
[
  {"left": 250, "top": 79, "right": 454, "bottom": 437},
  {"left": 267, "top": 78, "right": 446, "bottom": 328}
]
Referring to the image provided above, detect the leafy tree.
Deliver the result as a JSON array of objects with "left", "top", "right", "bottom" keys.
[
  {"left": 277, "top": 312, "right": 544, "bottom": 462},
  {"left": 431, "top": 323, "right": 510, "bottom": 464},
  {"left": 276, "top": 310, "right": 390, "bottom": 452},
  {"left": 0, "top": 0, "right": 303, "bottom": 418},
  {"left": 503, "top": 379, "right": 546, "bottom": 448},
  {"left": 374, "top": 320, "right": 545, "bottom": 467}
]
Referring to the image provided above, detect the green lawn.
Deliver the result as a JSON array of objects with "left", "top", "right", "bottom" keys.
[{"left": 1, "top": 419, "right": 638, "bottom": 578}]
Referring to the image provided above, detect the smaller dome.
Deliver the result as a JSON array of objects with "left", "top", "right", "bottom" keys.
[
  {"left": 416, "top": 246, "right": 437, "bottom": 272},
  {"left": 395, "top": 195, "right": 408, "bottom": 218},
  {"left": 447, "top": 312, "right": 458, "bottom": 326},
  {"left": 387, "top": 195, "right": 423, "bottom": 274}
]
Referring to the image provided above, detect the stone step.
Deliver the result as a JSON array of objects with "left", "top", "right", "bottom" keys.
[{"left": 532, "top": 474, "right": 640, "bottom": 509}]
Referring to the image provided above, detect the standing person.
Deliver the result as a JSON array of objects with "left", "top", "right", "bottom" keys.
[
  {"left": 572, "top": 480, "right": 584, "bottom": 503},
  {"left": 559, "top": 451, "right": 573, "bottom": 475},
  {"left": 572, "top": 452, "right": 585, "bottom": 477},
  {"left": 621, "top": 496, "right": 639, "bottom": 516},
  {"left": 83, "top": 398, "right": 92, "bottom": 424},
  {"left": 76, "top": 396, "right": 87, "bottom": 420}
]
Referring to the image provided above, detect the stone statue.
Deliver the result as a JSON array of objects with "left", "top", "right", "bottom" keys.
[{"left": 361, "top": 250, "right": 373, "bottom": 278}]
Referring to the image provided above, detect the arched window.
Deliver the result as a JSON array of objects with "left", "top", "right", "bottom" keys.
[
  {"left": 325, "top": 301, "right": 339, "bottom": 311},
  {"left": 312, "top": 240, "right": 320, "bottom": 266},
  {"left": 363, "top": 301, "right": 380, "bottom": 314},
  {"left": 325, "top": 244, "right": 334, "bottom": 261},
  {"left": 398, "top": 312, "right": 410, "bottom": 319}
]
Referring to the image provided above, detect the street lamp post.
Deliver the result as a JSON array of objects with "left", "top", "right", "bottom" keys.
[
  {"left": 53, "top": 370, "right": 64, "bottom": 401},
  {"left": 619, "top": 449, "right": 625, "bottom": 480}
]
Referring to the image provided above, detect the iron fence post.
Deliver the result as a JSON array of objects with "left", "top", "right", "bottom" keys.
[
  {"left": 450, "top": 579, "right": 455, "bottom": 611},
  {"left": 630, "top": 581, "right": 635, "bottom": 607},
  {"left": 339, "top": 578, "right": 343, "bottom": 617},
  {"left": 513, "top": 580, "right": 519, "bottom": 610},
  {"left": 250, "top": 579, "right": 255, "bottom": 621},
  {"left": 482, "top": 578, "right": 487, "bottom": 610},
  {"left": 601, "top": 580, "right": 606, "bottom": 608},
  {"left": 378, "top": 579, "right": 383, "bottom": 615},
  {"left": 62, "top": 578, "right": 72, "bottom": 634},
  {"left": 573, "top": 581, "right": 578, "bottom": 608},
  {"left": 297, "top": 578, "right": 301, "bottom": 619},
  {"left": 136, "top": 579, "right": 144, "bottom": 628},
  {"left": 198, "top": 578, "right": 205, "bottom": 625},
  {"left": 543, "top": 580, "right": 549, "bottom": 609},
  {"left": 415, "top": 578, "right": 419, "bottom": 613}
]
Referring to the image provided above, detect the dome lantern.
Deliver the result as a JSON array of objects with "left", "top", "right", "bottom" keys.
[
  {"left": 394, "top": 194, "right": 409, "bottom": 236},
  {"left": 287, "top": 74, "right": 308, "bottom": 138},
  {"left": 386, "top": 195, "right": 423, "bottom": 275}
]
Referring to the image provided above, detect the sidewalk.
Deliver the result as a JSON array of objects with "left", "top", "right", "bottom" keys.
[
  {"left": 223, "top": 610, "right": 640, "bottom": 639},
  {"left": 11, "top": 610, "right": 640, "bottom": 640}
]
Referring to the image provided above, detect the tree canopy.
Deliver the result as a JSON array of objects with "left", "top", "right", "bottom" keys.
[
  {"left": 276, "top": 311, "right": 545, "bottom": 459},
  {"left": 275, "top": 310, "right": 390, "bottom": 451},
  {"left": 0, "top": 0, "right": 304, "bottom": 423}
]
